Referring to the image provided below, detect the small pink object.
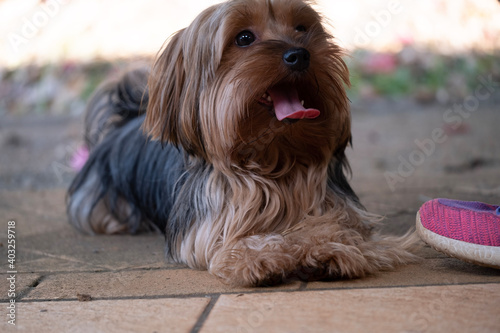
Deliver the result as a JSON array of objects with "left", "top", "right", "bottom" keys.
[
  {"left": 70, "top": 145, "right": 89, "bottom": 172},
  {"left": 362, "top": 53, "right": 397, "bottom": 74},
  {"left": 397, "top": 32, "right": 414, "bottom": 46},
  {"left": 417, "top": 198, "right": 500, "bottom": 269}
]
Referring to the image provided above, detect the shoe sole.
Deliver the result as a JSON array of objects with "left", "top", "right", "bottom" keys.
[{"left": 416, "top": 211, "right": 500, "bottom": 269}]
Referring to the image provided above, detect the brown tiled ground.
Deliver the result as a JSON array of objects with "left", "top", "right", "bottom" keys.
[
  {"left": 8, "top": 298, "right": 211, "bottom": 333},
  {"left": 0, "top": 105, "right": 499, "bottom": 332},
  {"left": 203, "top": 284, "right": 500, "bottom": 333}
]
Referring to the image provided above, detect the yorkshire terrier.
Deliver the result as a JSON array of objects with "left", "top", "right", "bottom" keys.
[{"left": 67, "top": 0, "right": 417, "bottom": 286}]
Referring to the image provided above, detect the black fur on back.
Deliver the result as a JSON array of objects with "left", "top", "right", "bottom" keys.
[
  {"left": 83, "top": 69, "right": 149, "bottom": 149},
  {"left": 68, "top": 117, "right": 187, "bottom": 234},
  {"left": 68, "top": 68, "right": 186, "bottom": 234}
]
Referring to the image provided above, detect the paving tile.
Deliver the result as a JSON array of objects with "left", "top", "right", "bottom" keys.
[
  {"left": 1, "top": 297, "right": 210, "bottom": 333},
  {"left": 0, "top": 190, "right": 68, "bottom": 237},
  {"left": 14, "top": 231, "right": 174, "bottom": 273},
  {"left": 24, "top": 269, "right": 301, "bottom": 300},
  {"left": 201, "top": 284, "right": 500, "bottom": 333},
  {"left": 0, "top": 190, "right": 178, "bottom": 273},
  {"left": 0, "top": 273, "right": 41, "bottom": 301},
  {"left": 306, "top": 257, "right": 500, "bottom": 291}
]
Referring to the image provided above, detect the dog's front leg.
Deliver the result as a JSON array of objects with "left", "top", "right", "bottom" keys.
[
  {"left": 209, "top": 234, "right": 301, "bottom": 287},
  {"left": 284, "top": 214, "right": 420, "bottom": 281}
]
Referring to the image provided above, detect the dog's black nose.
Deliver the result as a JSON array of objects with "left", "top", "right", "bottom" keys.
[{"left": 283, "top": 48, "right": 310, "bottom": 71}]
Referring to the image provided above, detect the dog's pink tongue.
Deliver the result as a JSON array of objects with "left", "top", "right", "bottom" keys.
[{"left": 268, "top": 85, "right": 320, "bottom": 121}]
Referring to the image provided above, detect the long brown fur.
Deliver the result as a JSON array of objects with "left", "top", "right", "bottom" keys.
[
  {"left": 72, "top": 0, "right": 419, "bottom": 287},
  {"left": 145, "top": 0, "right": 418, "bottom": 286}
]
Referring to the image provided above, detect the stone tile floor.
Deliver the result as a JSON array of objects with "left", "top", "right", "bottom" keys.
[{"left": 1, "top": 104, "right": 499, "bottom": 332}]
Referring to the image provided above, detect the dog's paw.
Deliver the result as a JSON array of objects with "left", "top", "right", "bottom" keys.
[
  {"left": 210, "top": 235, "right": 300, "bottom": 286},
  {"left": 298, "top": 232, "right": 421, "bottom": 281},
  {"left": 300, "top": 242, "right": 371, "bottom": 280},
  {"left": 231, "top": 250, "right": 297, "bottom": 286}
]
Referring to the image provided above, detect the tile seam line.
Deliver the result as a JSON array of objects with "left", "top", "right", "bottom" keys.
[
  {"left": 1, "top": 266, "right": 192, "bottom": 275},
  {"left": 17, "top": 274, "right": 47, "bottom": 301},
  {"left": 303, "top": 280, "right": 500, "bottom": 292},
  {"left": 190, "top": 295, "right": 220, "bottom": 333},
  {"left": 10, "top": 281, "right": 500, "bottom": 303}
]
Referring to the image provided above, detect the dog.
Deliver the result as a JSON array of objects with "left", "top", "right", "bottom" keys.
[{"left": 67, "top": 0, "right": 418, "bottom": 286}]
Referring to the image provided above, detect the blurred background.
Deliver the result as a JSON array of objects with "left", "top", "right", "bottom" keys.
[
  {"left": 0, "top": 0, "right": 499, "bottom": 191},
  {"left": 1, "top": 0, "right": 499, "bottom": 115}
]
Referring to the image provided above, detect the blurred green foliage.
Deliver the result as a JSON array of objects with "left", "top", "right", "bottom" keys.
[{"left": 346, "top": 49, "right": 500, "bottom": 103}]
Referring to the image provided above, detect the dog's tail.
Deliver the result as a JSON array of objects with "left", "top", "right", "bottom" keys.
[{"left": 83, "top": 68, "right": 149, "bottom": 150}]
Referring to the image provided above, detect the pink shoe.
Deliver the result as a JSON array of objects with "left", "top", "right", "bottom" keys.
[{"left": 416, "top": 198, "right": 500, "bottom": 269}]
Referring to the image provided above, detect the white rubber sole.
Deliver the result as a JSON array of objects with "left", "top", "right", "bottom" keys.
[{"left": 416, "top": 211, "right": 500, "bottom": 269}]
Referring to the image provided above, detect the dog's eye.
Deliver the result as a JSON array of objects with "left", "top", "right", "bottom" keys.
[
  {"left": 295, "top": 25, "right": 307, "bottom": 32},
  {"left": 235, "top": 30, "right": 256, "bottom": 47}
]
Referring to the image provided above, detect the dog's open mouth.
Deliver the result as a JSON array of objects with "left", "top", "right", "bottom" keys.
[{"left": 258, "top": 84, "right": 320, "bottom": 121}]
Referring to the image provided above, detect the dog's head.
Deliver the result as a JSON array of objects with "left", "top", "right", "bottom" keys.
[{"left": 144, "top": 0, "right": 351, "bottom": 172}]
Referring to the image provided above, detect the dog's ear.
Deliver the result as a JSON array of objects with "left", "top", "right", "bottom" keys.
[
  {"left": 143, "top": 5, "right": 226, "bottom": 158},
  {"left": 143, "top": 30, "right": 184, "bottom": 143},
  {"left": 143, "top": 29, "right": 203, "bottom": 156}
]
